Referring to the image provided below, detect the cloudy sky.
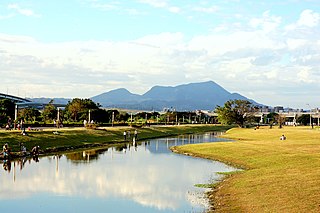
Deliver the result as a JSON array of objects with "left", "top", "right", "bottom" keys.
[{"left": 0, "top": 0, "right": 319, "bottom": 109}]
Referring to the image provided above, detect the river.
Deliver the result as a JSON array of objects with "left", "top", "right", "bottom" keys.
[{"left": 0, "top": 132, "right": 235, "bottom": 212}]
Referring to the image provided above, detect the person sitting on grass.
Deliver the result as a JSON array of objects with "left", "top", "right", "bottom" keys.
[
  {"left": 2, "top": 143, "right": 10, "bottom": 158},
  {"left": 20, "top": 143, "right": 27, "bottom": 156},
  {"left": 280, "top": 135, "right": 286, "bottom": 140}
]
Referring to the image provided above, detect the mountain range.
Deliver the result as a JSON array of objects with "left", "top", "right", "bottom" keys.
[
  {"left": 91, "top": 81, "right": 257, "bottom": 111},
  {"left": 29, "top": 81, "right": 258, "bottom": 111}
]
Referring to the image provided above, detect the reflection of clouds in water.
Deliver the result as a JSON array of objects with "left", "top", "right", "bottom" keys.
[{"left": 0, "top": 145, "right": 234, "bottom": 211}]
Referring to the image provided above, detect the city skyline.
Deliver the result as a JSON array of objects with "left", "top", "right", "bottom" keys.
[{"left": 0, "top": 0, "right": 319, "bottom": 109}]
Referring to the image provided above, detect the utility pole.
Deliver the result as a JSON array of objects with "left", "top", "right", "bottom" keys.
[
  {"left": 57, "top": 108, "right": 60, "bottom": 128},
  {"left": 14, "top": 105, "right": 18, "bottom": 121},
  {"left": 112, "top": 111, "right": 114, "bottom": 127},
  {"left": 307, "top": 104, "right": 312, "bottom": 128}
]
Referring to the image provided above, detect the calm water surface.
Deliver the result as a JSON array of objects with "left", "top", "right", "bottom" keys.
[{"left": 0, "top": 132, "right": 235, "bottom": 212}]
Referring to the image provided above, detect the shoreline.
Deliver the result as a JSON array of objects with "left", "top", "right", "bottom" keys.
[
  {"left": 170, "top": 145, "right": 244, "bottom": 213},
  {"left": 0, "top": 124, "right": 232, "bottom": 160}
]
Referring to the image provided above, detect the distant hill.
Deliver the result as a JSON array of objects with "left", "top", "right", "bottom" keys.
[
  {"left": 92, "top": 88, "right": 142, "bottom": 106},
  {"left": 91, "top": 81, "right": 259, "bottom": 111}
]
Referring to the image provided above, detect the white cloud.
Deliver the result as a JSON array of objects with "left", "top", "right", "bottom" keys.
[
  {"left": 286, "top": 38, "right": 307, "bottom": 50},
  {"left": 137, "top": 0, "right": 181, "bottom": 14},
  {"left": 192, "top": 6, "right": 219, "bottom": 14},
  {"left": 7, "top": 4, "right": 40, "bottom": 17},
  {"left": 249, "top": 11, "right": 282, "bottom": 32},
  {"left": 90, "top": 1, "right": 121, "bottom": 11},
  {"left": 168, "top": 6, "right": 181, "bottom": 13},
  {"left": 138, "top": 0, "right": 168, "bottom": 8},
  {"left": 0, "top": 14, "right": 15, "bottom": 20},
  {"left": 297, "top": 67, "right": 314, "bottom": 83},
  {"left": 0, "top": 7, "right": 319, "bottom": 108},
  {"left": 297, "top": 9, "right": 320, "bottom": 27}
]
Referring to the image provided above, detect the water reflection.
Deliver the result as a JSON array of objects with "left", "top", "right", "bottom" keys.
[{"left": 0, "top": 132, "right": 234, "bottom": 212}]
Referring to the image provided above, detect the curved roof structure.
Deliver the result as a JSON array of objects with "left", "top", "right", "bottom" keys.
[{"left": 0, "top": 93, "right": 31, "bottom": 103}]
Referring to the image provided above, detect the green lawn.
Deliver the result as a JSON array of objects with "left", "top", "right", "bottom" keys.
[{"left": 172, "top": 126, "right": 320, "bottom": 212}]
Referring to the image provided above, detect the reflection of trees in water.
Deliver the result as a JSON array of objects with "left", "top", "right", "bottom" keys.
[
  {"left": 114, "top": 143, "right": 127, "bottom": 152},
  {"left": 65, "top": 148, "right": 109, "bottom": 164}
]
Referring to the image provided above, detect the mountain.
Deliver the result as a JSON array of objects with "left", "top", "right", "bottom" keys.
[
  {"left": 91, "top": 81, "right": 258, "bottom": 111},
  {"left": 91, "top": 88, "right": 142, "bottom": 106}
]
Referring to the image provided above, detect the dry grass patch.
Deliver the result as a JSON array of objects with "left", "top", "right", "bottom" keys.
[{"left": 173, "top": 126, "right": 320, "bottom": 212}]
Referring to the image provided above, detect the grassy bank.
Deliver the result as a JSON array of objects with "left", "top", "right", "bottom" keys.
[
  {"left": 172, "top": 126, "right": 320, "bottom": 212},
  {"left": 0, "top": 125, "right": 230, "bottom": 156}
]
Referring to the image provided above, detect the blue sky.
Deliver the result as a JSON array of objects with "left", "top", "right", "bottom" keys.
[{"left": 0, "top": 0, "right": 319, "bottom": 109}]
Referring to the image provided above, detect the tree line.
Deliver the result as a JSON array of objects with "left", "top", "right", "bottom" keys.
[
  {"left": 0, "top": 98, "right": 214, "bottom": 127},
  {"left": 216, "top": 99, "right": 314, "bottom": 128},
  {"left": 0, "top": 98, "right": 313, "bottom": 128}
]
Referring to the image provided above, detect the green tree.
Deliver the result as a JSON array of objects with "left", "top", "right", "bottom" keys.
[
  {"left": 215, "top": 100, "right": 256, "bottom": 128},
  {"left": 19, "top": 108, "right": 41, "bottom": 123},
  {"left": 0, "top": 99, "right": 15, "bottom": 125},
  {"left": 91, "top": 108, "right": 109, "bottom": 123},
  {"left": 297, "top": 114, "right": 310, "bottom": 126},
  {"left": 42, "top": 100, "right": 57, "bottom": 122},
  {"left": 65, "top": 98, "right": 99, "bottom": 122}
]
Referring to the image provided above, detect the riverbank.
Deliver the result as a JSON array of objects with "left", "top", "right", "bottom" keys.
[
  {"left": 0, "top": 124, "right": 231, "bottom": 159},
  {"left": 172, "top": 126, "right": 320, "bottom": 212}
]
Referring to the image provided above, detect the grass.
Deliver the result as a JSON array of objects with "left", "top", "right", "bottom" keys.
[
  {"left": 0, "top": 125, "right": 231, "bottom": 155},
  {"left": 172, "top": 126, "right": 320, "bottom": 212}
]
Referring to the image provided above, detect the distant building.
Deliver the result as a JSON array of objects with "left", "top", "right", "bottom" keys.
[
  {"left": 274, "top": 106, "right": 284, "bottom": 113},
  {"left": 259, "top": 106, "right": 271, "bottom": 113}
]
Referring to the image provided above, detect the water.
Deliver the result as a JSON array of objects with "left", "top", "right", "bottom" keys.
[{"left": 0, "top": 132, "right": 235, "bottom": 212}]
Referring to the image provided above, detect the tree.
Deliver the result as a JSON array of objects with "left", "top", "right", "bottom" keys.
[
  {"left": 215, "top": 100, "right": 256, "bottom": 128},
  {"left": 0, "top": 99, "right": 15, "bottom": 125},
  {"left": 275, "top": 113, "right": 286, "bottom": 128},
  {"left": 91, "top": 108, "right": 109, "bottom": 123},
  {"left": 65, "top": 98, "right": 99, "bottom": 122},
  {"left": 42, "top": 100, "right": 57, "bottom": 122},
  {"left": 297, "top": 114, "right": 310, "bottom": 126},
  {"left": 19, "top": 108, "right": 41, "bottom": 123}
]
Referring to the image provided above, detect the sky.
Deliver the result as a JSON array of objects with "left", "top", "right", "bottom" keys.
[{"left": 0, "top": 0, "right": 319, "bottom": 109}]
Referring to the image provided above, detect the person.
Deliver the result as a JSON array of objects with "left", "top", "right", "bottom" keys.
[
  {"left": 21, "top": 128, "right": 28, "bottom": 136},
  {"left": 134, "top": 129, "right": 138, "bottom": 140},
  {"left": 7, "top": 117, "right": 12, "bottom": 127},
  {"left": 20, "top": 143, "right": 27, "bottom": 156},
  {"left": 2, "top": 143, "right": 10, "bottom": 158},
  {"left": 123, "top": 131, "right": 127, "bottom": 141},
  {"left": 280, "top": 135, "right": 286, "bottom": 140},
  {"left": 31, "top": 145, "right": 40, "bottom": 156}
]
